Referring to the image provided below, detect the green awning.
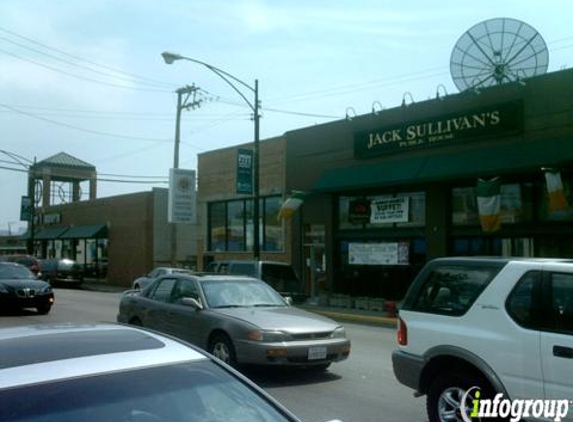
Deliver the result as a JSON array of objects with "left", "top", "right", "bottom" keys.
[
  {"left": 59, "top": 225, "right": 107, "bottom": 239},
  {"left": 34, "top": 227, "right": 69, "bottom": 240},
  {"left": 313, "top": 138, "right": 573, "bottom": 192}
]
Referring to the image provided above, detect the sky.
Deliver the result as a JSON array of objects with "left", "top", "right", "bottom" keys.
[{"left": 1, "top": 0, "right": 572, "bottom": 233}]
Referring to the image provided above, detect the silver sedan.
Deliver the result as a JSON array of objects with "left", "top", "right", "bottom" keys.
[{"left": 118, "top": 274, "right": 351, "bottom": 369}]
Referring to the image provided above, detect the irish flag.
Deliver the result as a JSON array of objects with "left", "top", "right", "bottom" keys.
[
  {"left": 277, "top": 191, "right": 306, "bottom": 221},
  {"left": 477, "top": 178, "right": 501, "bottom": 232},
  {"left": 544, "top": 170, "right": 569, "bottom": 213}
]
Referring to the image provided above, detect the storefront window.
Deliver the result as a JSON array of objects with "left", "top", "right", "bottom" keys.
[
  {"left": 227, "top": 201, "right": 245, "bottom": 251},
  {"left": 452, "top": 183, "right": 534, "bottom": 226},
  {"left": 264, "top": 197, "right": 283, "bottom": 251},
  {"left": 338, "top": 197, "right": 366, "bottom": 229},
  {"left": 338, "top": 192, "right": 425, "bottom": 229},
  {"left": 452, "top": 187, "right": 479, "bottom": 225},
  {"left": 209, "top": 202, "right": 226, "bottom": 252},
  {"left": 396, "top": 191, "right": 425, "bottom": 227},
  {"left": 207, "top": 196, "right": 283, "bottom": 253}
]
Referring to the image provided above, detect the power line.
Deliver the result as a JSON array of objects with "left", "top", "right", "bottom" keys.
[
  {"left": 97, "top": 178, "right": 167, "bottom": 184},
  {"left": 0, "top": 161, "right": 169, "bottom": 184},
  {"left": 0, "top": 47, "right": 172, "bottom": 93},
  {"left": 98, "top": 172, "right": 168, "bottom": 179},
  {"left": 0, "top": 103, "right": 177, "bottom": 143},
  {"left": 262, "top": 106, "right": 341, "bottom": 119},
  {"left": 0, "top": 26, "right": 176, "bottom": 89},
  {"left": 0, "top": 165, "right": 27, "bottom": 173},
  {"left": 0, "top": 34, "right": 173, "bottom": 90}
]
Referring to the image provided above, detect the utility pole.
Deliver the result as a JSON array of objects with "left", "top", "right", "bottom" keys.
[
  {"left": 252, "top": 79, "right": 260, "bottom": 260},
  {"left": 170, "top": 85, "right": 201, "bottom": 267}
]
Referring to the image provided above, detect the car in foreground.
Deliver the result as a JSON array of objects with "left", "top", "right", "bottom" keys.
[
  {"left": 0, "top": 323, "right": 346, "bottom": 422},
  {"left": 0, "top": 262, "right": 54, "bottom": 314},
  {"left": 118, "top": 274, "right": 351, "bottom": 369},
  {"left": 39, "top": 258, "right": 83, "bottom": 286},
  {"left": 132, "top": 266, "right": 194, "bottom": 290},
  {"left": 393, "top": 257, "right": 573, "bottom": 422}
]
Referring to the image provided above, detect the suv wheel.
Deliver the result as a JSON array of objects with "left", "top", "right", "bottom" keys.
[{"left": 427, "top": 371, "right": 493, "bottom": 422}]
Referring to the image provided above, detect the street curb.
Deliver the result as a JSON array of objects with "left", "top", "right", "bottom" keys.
[
  {"left": 301, "top": 307, "right": 398, "bottom": 328},
  {"left": 81, "top": 282, "right": 127, "bottom": 293}
]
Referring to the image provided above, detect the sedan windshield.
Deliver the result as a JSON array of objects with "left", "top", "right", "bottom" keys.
[
  {"left": 0, "top": 361, "right": 294, "bottom": 422},
  {"left": 0, "top": 264, "right": 35, "bottom": 280},
  {"left": 201, "top": 279, "right": 287, "bottom": 309}
]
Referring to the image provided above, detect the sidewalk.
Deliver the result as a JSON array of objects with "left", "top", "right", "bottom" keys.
[
  {"left": 81, "top": 280, "right": 398, "bottom": 327},
  {"left": 298, "top": 303, "right": 398, "bottom": 328}
]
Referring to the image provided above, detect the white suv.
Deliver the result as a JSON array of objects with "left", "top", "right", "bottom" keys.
[{"left": 393, "top": 257, "right": 573, "bottom": 422}]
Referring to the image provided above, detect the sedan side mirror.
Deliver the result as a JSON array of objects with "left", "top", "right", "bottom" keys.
[
  {"left": 181, "top": 297, "right": 203, "bottom": 310},
  {"left": 284, "top": 296, "right": 294, "bottom": 306}
]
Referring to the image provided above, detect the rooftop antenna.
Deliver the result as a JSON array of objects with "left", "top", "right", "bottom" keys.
[{"left": 450, "top": 18, "right": 548, "bottom": 91}]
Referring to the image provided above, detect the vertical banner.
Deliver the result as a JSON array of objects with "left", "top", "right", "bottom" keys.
[
  {"left": 477, "top": 177, "right": 501, "bottom": 232},
  {"left": 544, "top": 170, "right": 569, "bottom": 213},
  {"left": 168, "top": 168, "right": 196, "bottom": 224},
  {"left": 236, "top": 149, "right": 253, "bottom": 194},
  {"left": 20, "top": 196, "right": 32, "bottom": 221}
]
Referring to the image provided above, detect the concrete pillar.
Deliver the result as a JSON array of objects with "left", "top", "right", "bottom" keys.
[
  {"left": 425, "top": 184, "right": 449, "bottom": 259},
  {"left": 42, "top": 173, "right": 51, "bottom": 207},
  {"left": 89, "top": 174, "right": 97, "bottom": 200},
  {"left": 72, "top": 181, "right": 81, "bottom": 202}
]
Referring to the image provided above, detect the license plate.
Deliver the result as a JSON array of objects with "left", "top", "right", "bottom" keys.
[{"left": 308, "top": 346, "right": 327, "bottom": 360}]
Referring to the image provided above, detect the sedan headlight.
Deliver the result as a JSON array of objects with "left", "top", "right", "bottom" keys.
[
  {"left": 330, "top": 327, "right": 346, "bottom": 339},
  {"left": 42, "top": 285, "right": 53, "bottom": 294},
  {"left": 248, "top": 330, "right": 291, "bottom": 342}
]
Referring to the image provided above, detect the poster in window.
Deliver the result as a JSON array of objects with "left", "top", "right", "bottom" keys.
[
  {"left": 349, "top": 243, "right": 399, "bottom": 265},
  {"left": 370, "top": 197, "right": 409, "bottom": 224}
]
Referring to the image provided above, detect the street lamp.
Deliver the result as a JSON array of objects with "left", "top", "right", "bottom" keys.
[{"left": 162, "top": 52, "right": 261, "bottom": 260}]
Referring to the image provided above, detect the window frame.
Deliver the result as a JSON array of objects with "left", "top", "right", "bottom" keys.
[
  {"left": 505, "top": 270, "right": 544, "bottom": 330},
  {"left": 405, "top": 263, "right": 502, "bottom": 316},
  {"left": 206, "top": 195, "right": 284, "bottom": 253},
  {"left": 149, "top": 278, "right": 177, "bottom": 303}
]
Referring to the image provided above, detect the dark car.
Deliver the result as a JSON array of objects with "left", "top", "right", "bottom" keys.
[
  {"left": 0, "top": 323, "right": 346, "bottom": 422},
  {"left": 39, "top": 258, "right": 83, "bottom": 286},
  {"left": 0, "top": 262, "right": 54, "bottom": 314},
  {"left": 4, "top": 254, "right": 41, "bottom": 277}
]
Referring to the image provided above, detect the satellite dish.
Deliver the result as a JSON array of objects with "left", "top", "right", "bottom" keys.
[{"left": 450, "top": 18, "right": 548, "bottom": 91}]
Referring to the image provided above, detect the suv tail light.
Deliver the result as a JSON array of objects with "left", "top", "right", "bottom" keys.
[{"left": 397, "top": 316, "right": 407, "bottom": 345}]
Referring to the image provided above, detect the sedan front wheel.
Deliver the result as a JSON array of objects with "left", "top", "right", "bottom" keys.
[{"left": 209, "top": 333, "right": 237, "bottom": 367}]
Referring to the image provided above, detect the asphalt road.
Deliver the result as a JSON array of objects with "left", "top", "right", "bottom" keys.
[{"left": 0, "top": 287, "right": 427, "bottom": 422}]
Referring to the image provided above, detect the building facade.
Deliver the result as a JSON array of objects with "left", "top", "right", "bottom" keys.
[
  {"left": 199, "top": 68, "right": 573, "bottom": 300},
  {"left": 26, "top": 153, "right": 197, "bottom": 286},
  {"left": 197, "top": 136, "right": 292, "bottom": 268}
]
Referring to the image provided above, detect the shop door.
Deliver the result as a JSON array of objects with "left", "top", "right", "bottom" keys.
[{"left": 304, "top": 243, "right": 326, "bottom": 299}]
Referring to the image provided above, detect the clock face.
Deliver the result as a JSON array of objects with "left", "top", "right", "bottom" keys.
[{"left": 177, "top": 176, "right": 191, "bottom": 191}]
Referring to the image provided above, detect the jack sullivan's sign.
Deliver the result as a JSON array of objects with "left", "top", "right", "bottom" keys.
[{"left": 354, "top": 101, "right": 523, "bottom": 158}]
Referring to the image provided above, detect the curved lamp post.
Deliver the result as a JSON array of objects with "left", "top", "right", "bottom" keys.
[{"left": 162, "top": 52, "right": 261, "bottom": 260}]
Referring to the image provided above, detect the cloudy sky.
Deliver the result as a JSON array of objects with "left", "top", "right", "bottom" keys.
[{"left": 1, "top": 0, "right": 572, "bottom": 233}]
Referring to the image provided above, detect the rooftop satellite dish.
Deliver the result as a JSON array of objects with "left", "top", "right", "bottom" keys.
[{"left": 450, "top": 18, "right": 549, "bottom": 91}]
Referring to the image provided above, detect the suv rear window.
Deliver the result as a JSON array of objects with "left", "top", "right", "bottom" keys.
[{"left": 409, "top": 265, "right": 500, "bottom": 316}]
